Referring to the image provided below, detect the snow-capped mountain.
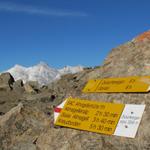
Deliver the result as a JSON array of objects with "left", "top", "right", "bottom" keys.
[
  {"left": 59, "top": 65, "right": 83, "bottom": 75},
  {"left": 6, "top": 62, "right": 83, "bottom": 85}
]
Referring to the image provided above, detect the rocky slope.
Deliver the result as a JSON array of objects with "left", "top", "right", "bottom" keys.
[{"left": 1, "top": 30, "right": 150, "bottom": 150}]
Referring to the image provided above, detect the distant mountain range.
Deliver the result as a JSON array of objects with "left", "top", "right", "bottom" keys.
[{"left": 5, "top": 62, "right": 83, "bottom": 85}]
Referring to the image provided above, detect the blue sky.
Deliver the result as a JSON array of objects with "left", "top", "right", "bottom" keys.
[{"left": 0, "top": 0, "right": 150, "bottom": 71}]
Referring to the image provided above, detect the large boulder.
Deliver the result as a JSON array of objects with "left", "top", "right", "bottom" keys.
[
  {"left": 0, "top": 103, "right": 50, "bottom": 150},
  {"left": 42, "top": 30, "right": 150, "bottom": 150},
  {"left": 0, "top": 72, "right": 15, "bottom": 85},
  {"left": 13, "top": 79, "right": 25, "bottom": 93},
  {"left": 24, "top": 81, "right": 40, "bottom": 94},
  {"left": 0, "top": 73, "right": 15, "bottom": 91}
]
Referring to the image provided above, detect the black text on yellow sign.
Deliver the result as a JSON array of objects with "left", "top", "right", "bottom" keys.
[
  {"left": 82, "top": 76, "right": 150, "bottom": 93},
  {"left": 55, "top": 98, "right": 125, "bottom": 135}
]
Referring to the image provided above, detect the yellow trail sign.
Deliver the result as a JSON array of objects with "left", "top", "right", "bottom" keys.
[
  {"left": 82, "top": 76, "right": 150, "bottom": 93},
  {"left": 55, "top": 98, "right": 125, "bottom": 135}
]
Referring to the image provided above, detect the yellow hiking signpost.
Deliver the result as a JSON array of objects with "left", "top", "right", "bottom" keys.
[
  {"left": 55, "top": 98, "right": 125, "bottom": 135},
  {"left": 82, "top": 76, "right": 150, "bottom": 93}
]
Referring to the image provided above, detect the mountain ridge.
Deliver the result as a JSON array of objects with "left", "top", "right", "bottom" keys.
[{"left": 5, "top": 62, "right": 84, "bottom": 85}]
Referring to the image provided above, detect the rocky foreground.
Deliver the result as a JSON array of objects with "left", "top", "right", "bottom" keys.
[{"left": 1, "top": 31, "right": 150, "bottom": 150}]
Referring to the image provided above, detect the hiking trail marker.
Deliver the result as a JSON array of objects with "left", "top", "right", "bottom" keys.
[
  {"left": 82, "top": 76, "right": 150, "bottom": 93},
  {"left": 54, "top": 97, "right": 145, "bottom": 138},
  {"left": 114, "top": 104, "right": 145, "bottom": 138}
]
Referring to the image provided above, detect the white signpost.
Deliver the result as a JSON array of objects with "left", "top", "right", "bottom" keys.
[{"left": 114, "top": 104, "right": 145, "bottom": 138}]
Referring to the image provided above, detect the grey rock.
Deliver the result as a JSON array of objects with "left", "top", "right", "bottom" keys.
[
  {"left": 24, "top": 81, "right": 40, "bottom": 94},
  {"left": 13, "top": 80, "right": 25, "bottom": 93},
  {"left": 0, "top": 103, "right": 50, "bottom": 150},
  {"left": 0, "top": 73, "right": 15, "bottom": 91},
  {"left": 0, "top": 73, "right": 15, "bottom": 85}
]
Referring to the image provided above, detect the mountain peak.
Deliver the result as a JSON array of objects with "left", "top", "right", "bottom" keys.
[
  {"left": 37, "top": 61, "right": 49, "bottom": 67},
  {"left": 13, "top": 64, "right": 26, "bottom": 69},
  {"left": 5, "top": 63, "right": 83, "bottom": 85}
]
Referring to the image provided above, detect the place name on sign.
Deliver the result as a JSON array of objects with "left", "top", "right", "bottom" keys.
[
  {"left": 55, "top": 98, "right": 125, "bottom": 135},
  {"left": 82, "top": 76, "right": 150, "bottom": 93}
]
